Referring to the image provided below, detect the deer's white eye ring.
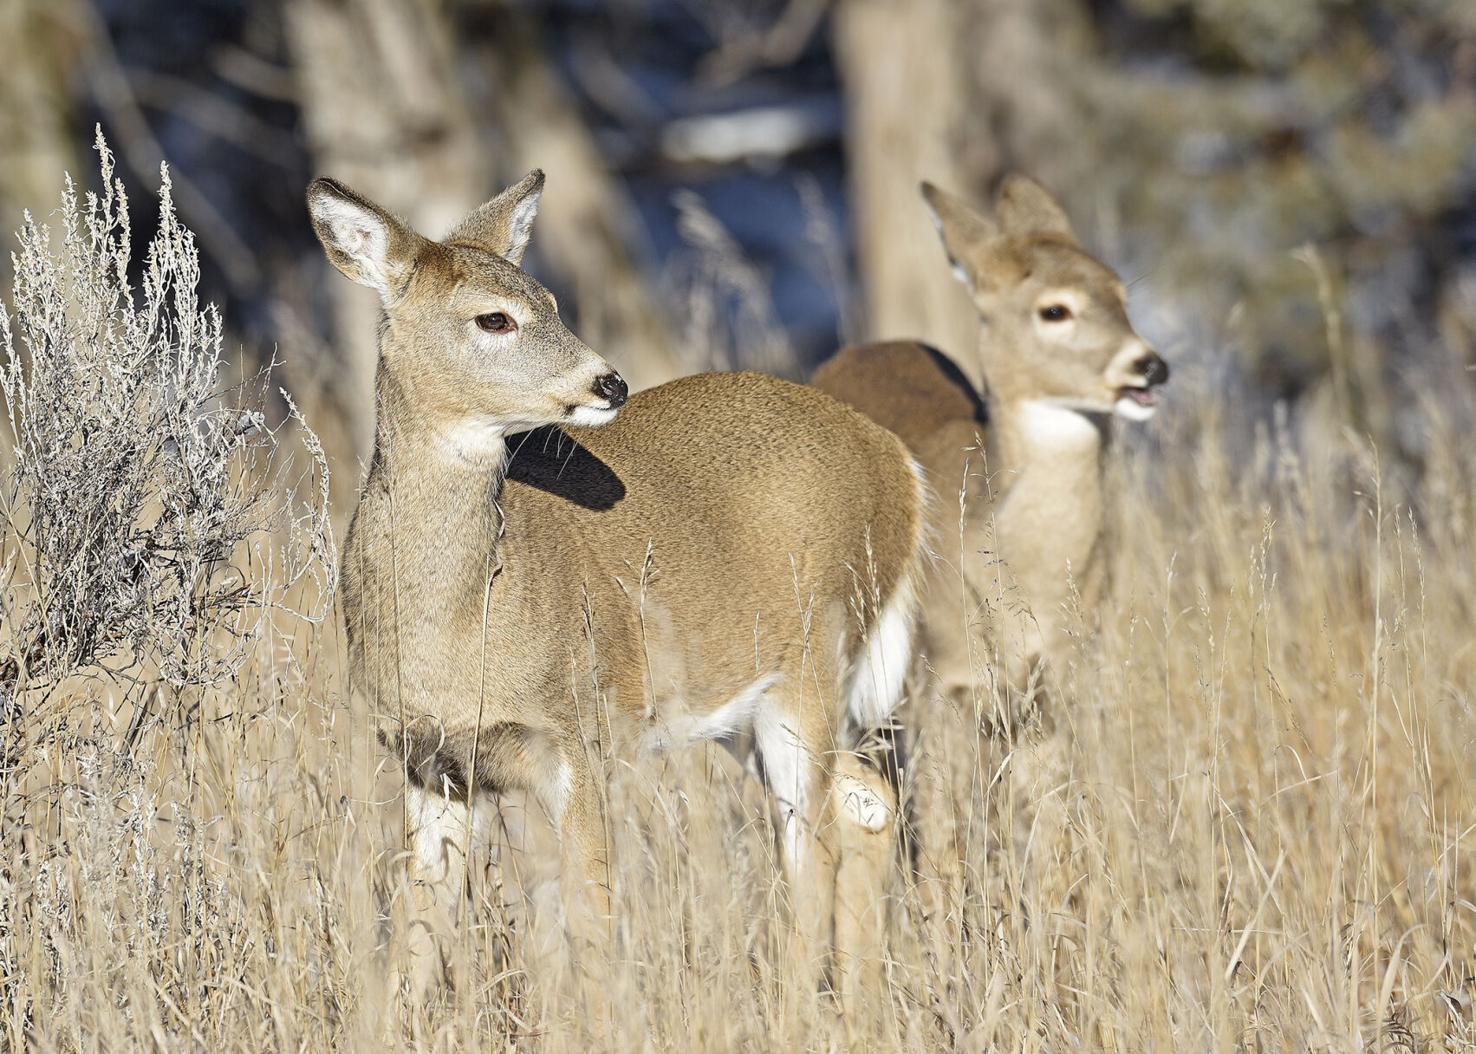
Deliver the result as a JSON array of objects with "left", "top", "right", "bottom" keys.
[
  {"left": 1038, "top": 304, "right": 1072, "bottom": 323},
  {"left": 475, "top": 312, "right": 516, "bottom": 334}
]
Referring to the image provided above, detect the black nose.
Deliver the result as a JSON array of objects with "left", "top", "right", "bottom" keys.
[
  {"left": 1135, "top": 353, "right": 1169, "bottom": 387},
  {"left": 593, "top": 371, "right": 628, "bottom": 408}
]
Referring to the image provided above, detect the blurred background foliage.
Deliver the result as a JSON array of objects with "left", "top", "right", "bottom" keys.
[{"left": 1, "top": 0, "right": 1472, "bottom": 503}]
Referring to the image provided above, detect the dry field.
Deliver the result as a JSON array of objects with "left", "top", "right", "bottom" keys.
[{"left": 3, "top": 154, "right": 1476, "bottom": 1054}]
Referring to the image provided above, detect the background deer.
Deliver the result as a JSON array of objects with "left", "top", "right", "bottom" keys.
[
  {"left": 307, "top": 171, "right": 927, "bottom": 1001},
  {"left": 812, "top": 174, "right": 1168, "bottom": 769}
]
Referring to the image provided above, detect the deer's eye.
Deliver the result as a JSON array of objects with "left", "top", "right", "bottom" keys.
[
  {"left": 1038, "top": 304, "right": 1073, "bottom": 323},
  {"left": 475, "top": 312, "right": 516, "bottom": 334}
]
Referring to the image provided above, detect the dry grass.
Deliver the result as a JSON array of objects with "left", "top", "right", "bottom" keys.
[{"left": 4, "top": 157, "right": 1476, "bottom": 1053}]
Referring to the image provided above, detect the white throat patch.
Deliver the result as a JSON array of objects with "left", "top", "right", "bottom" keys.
[
  {"left": 1016, "top": 399, "right": 1102, "bottom": 451},
  {"left": 438, "top": 418, "right": 508, "bottom": 463}
]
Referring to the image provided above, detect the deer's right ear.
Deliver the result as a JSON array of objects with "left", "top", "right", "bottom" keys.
[
  {"left": 307, "top": 178, "right": 422, "bottom": 299},
  {"left": 994, "top": 174, "right": 1075, "bottom": 241},
  {"left": 920, "top": 181, "right": 998, "bottom": 293}
]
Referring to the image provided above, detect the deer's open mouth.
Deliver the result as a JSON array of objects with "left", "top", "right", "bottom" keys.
[{"left": 1118, "top": 385, "right": 1160, "bottom": 409}]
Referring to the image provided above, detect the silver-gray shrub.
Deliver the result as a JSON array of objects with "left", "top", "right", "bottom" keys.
[{"left": 0, "top": 130, "right": 335, "bottom": 721}]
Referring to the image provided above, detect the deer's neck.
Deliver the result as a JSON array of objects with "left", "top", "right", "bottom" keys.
[
  {"left": 361, "top": 376, "right": 508, "bottom": 635},
  {"left": 986, "top": 394, "right": 1107, "bottom": 580}
]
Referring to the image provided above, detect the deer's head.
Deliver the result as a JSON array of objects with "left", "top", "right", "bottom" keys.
[
  {"left": 308, "top": 171, "right": 626, "bottom": 459},
  {"left": 923, "top": 176, "right": 1167, "bottom": 420}
]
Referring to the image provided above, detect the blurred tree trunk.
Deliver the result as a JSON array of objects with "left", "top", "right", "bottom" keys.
[
  {"left": 285, "top": 0, "right": 487, "bottom": 512},
  {"left": 834, "top": 0, "right": 1082, "bottom": 387},
  {"left": 463, "top": 4, "right": 685, "bottom": 392},
  {"left": 0, "top": 0, "right": 82, "bottom": 250},
  {"left": 833, "top": 0, "right": 979, "bottom": 382}
]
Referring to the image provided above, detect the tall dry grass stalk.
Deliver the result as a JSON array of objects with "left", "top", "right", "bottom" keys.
[{"left": 1, "top": 145, "right": 1473, "bottom": 1051}]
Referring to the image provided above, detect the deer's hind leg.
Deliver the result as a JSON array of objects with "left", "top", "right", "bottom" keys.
[
  {"left": 753, "top": 678, "right": 841, "bottom": 994},
  {"left": 830, "top": 751, "right": 898, "bottom": 1014}
]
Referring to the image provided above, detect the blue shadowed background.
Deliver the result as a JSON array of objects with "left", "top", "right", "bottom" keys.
[{"left": 4, "top": 0, "right": 1474, "bottom": 498}]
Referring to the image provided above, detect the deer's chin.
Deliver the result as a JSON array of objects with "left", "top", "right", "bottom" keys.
[
  {"left": 565, "top": 403, "right": 620, "bottom": 427},
  {"left": 1113, "top": 391, "right": 1159, "bottom": 422}
]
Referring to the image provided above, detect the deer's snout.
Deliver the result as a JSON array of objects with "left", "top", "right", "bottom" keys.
[
  {"left": 1134, "top": 352, "right": 1170, "bottom": 387},
  {"left": 593, "top": 371, "right": 628, "bottom": 408}
]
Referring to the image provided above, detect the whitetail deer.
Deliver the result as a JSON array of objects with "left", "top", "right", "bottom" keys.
[
  {"left": 813, "top": 175, "right": 1168, "bottom": 734},
  {"left": 307, "top": 171, "right": 926, "bottom": 998}
]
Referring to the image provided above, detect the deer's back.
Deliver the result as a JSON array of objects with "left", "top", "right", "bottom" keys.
[
  {"left": 813, "top": 341, "right": 991, "bottom": 495},
  {"left": 491, "top": 371, "right": 923, "bottom": 720}
]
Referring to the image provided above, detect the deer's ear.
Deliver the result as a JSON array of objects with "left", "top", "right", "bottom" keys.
[
  {"left": 446, "top": 170, "right": 544, "bottom": 266},
  {"left": 995, "top": 174, "right": 1075, "bottom": 241},
  {"left": 307, "top": 178, "right": 425, "bottom": 299},
  {"left": 921, "top": 181, "right": 998, "bottom": 293}
]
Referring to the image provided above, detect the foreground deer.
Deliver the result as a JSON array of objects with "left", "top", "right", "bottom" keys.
[
  {"left": 814, "top": 176, "right": 1168, "bottom": 733},
  {"left": 308, "top": 171, "right": 926, "bottom": 999}
]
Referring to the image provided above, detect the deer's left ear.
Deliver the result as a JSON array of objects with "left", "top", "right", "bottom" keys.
[
  {"left": 921, "top": 180, "right": 999, "bottom": 293},
  {"left": 446, "top": 170, "right": 545, "bottom": 266}
]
